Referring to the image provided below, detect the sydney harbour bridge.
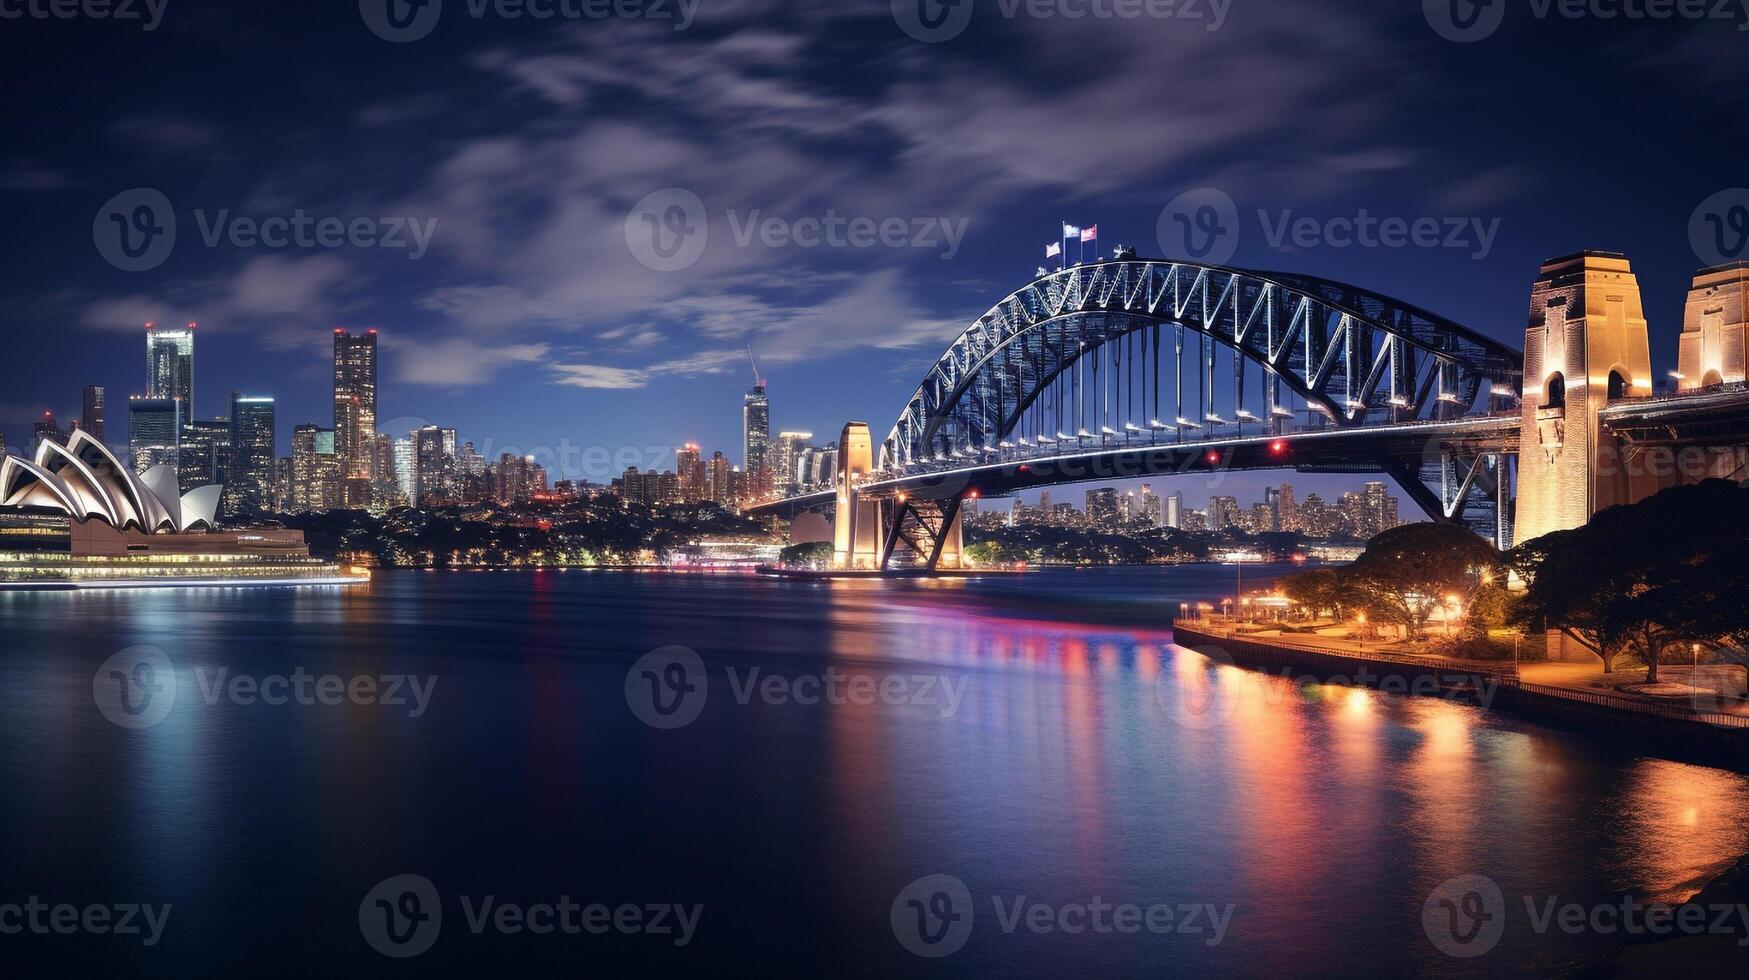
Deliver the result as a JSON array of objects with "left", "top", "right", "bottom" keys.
[{"left": 747, "top": 252, "right": 1749, "bottom": 573}]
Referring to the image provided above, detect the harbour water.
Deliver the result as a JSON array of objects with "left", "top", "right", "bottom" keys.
[{"left": 2, "top": 565, "right": 1745, "bottom": 976}]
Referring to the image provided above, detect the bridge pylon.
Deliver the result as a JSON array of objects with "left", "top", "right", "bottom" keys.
[
  {"left": 881, "top": 494, "right": 964, "bottom": 571},
  {"left": 1514, "top": 251, "right": 1654, "bottom": 545},
  {"left": 832, "top": 422, "right": 883, "bottom": 570}
]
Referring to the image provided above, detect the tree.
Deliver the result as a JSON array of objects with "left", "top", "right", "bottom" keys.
[
  {"left": 1511, "top": 480, "right": 1749, "bottom": 681},
  {"left": 1280, "top": 567, "right": 1344, "bottom": 619},
  {"left": 779, "top": 541, "right": 834, "bottom": 567},
  {"left": 1343, "top": 522, "right": 1501, "bottom": 639}
]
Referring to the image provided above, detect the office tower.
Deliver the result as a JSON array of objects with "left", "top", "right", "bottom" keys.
[
  {"left": 273, "top": 456, "right": 293, "bottom": 512},
  {"left": 128, "top": 396, "right": 181, "bottom": 475},
  {"left": 414, "top": 426, "right": 455, "bottom": 506},
  {"left": 676, "top": 444, "right": 704, "bottom": 501},
  {"left": 82, "top": 386, "right": 105, "bottom": 443},
  {"left": 225, "top": 394, "right": 276, "bottom": 515},
  {"left": 706, "top": 451, "right": 731, "bottom": 505},
  {"left": 291, "top": 425, "right": 339, "bottom": 512},
  {"left": 1086, "top": 487, "right": 1118, "bottom": 524},
  {"left": 1164, "top": 491, "right": 1183, "bottom": 530},
  {"left": 772, "top": 431, "right": 813, "bottom": 494},
  {"left": 146, "top": 321, "right": 195, "bottom": 419},
  {"left": 33, "top": 412, "right": 65, "bottom": 452},
  {"left": 180, "top": 417, "right": 230, "bottom": 492},
  {"left": 332, "top": 329, "right": 378, "bottom": 481},
  {"left": 393, "top": 437, "right": 416, "bottom": 506},
  {"left": 743, "top": 381, "right": 769, "bottom": 479},
  {"left": 1140, "top": 484, "right": 1163, "bottom": 526},
  {"left": 1208, "top": 495, "right": 1239, "bottom": 531}
]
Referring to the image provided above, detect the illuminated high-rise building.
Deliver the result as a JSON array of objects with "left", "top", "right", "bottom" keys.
[
  {"left": 146, "top": 321, "right": 195, "bottom": 419},
  {"left": 743, "top": 381, "right": 769, "bottom": 484},
  {"left": 333, "top": 329, "right": 377, "bottom": 480},
  {"left": 676, "top": 444, "right": 704, "bottom": 501},
  {"left": 180, "top": 417, "right": 230, "bottom": 493},
  {"left": 414, "top": 426, "right": 456, "bottom": 506},
  {"left": 227, "top": 394, "right": 277, "bottom": 515},
  {"left": 32, "top": 411, "right": 65, "bottom": 453},
  {"left": 82, "top": 385, "right": 105, "bottom": 443},
  {"left": 291, "top": 424, "right": 338, "bottom": 513},
  {"left": 128, "top": 396, "right": 181, "bottom": 475},
  {"left": 706, "top": 451, "right": 731, "bottom": 505},
  {"left": 772, "top": 431, "right": 813, "bottom": 494}
]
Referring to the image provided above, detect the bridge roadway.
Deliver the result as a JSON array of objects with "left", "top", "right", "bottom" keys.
[{"left": 747, "top": 414, "right": 1520, "bottom": 519}]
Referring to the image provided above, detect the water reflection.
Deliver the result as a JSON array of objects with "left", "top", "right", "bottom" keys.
[{"left": 1, "top": 567, "right": 1745, "bottom": 976}]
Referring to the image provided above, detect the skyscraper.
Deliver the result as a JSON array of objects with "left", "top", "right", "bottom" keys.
[
  {"left": 1165, "top": 491, "right": 1183, "bottom": 530},
  {"left": 32, "top": 412, "right": 65, "bottom": 452},
  {"left": 227, "top": 395, "right": 276, "bottom": 515},
  {"left": 393, "top": 437, "right": 417, "bottom": 505},
  {"left": 772, "top": 431, "right": 813, "bottom": 494},
  {"left": 414, "top": 426, "right": 455, "bottom": 506},
  {"left": 180, "top": 417, "right": 230, "bottom": 493},
  {"left": 1086, "top": 487, "right": 1119, "bottom": 524},
  {"left": 333, "top": 329, "right": 377, "bottom": 480},
  {"left": 291, "top": 424, "right": 338, "bottom": 512},
  {"left": 146, "top": 322, "right": 195, "bottom": 419},
  {"left": 706, "top": 451, "right": 731, "bottom": 505},
  {"left": 743, "top": 381, "right": 769, "bottom": 484},
  {"left": 128, "top": 397, "right": 181, "bottom": 475},
  {"left": 82, "top": 385, "right": 105, "bottom": 443},
  {"left": 676, "top": 444, "right": 704, "bottom": 501}
]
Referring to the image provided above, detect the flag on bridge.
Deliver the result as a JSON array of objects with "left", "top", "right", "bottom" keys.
[
  {"left": 1080, "top": 225, "right": 1098, "bottom": 242},
  {"left": 1045, "top": 242, "right": 1061, "bottom": 258},
  {"left": 1062, "top": 223, "right": 1081, "bottom": 238}
]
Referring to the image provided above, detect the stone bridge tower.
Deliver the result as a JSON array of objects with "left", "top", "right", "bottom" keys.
[
  {"left": 832, "top": 422, "right": 882, "bottom": 569},
  {"left": 1514, "top": 251, "right": 1653, "bottom": 546}
]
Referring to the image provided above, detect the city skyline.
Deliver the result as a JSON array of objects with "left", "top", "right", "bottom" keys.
[{"left": 3, "top": 3, "right": 1742, "bottom": 507}]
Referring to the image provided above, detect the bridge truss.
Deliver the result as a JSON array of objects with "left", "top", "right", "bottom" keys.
[{"left": 873, "top": 260, "right": 1525, "bottom": 540}]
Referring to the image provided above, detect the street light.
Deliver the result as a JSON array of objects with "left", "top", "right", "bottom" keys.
[{"left": 1356, "top": 611, "right": 1367, "bottom": 653}]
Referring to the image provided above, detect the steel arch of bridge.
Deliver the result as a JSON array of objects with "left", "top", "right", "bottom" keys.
[{"left": 880, "top": 260, "right": 1523, "bottom": 470}]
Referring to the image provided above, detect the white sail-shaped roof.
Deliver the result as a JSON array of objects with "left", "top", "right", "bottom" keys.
[{"left": 0, "top": 432, "right": 224, "bottom": 535}]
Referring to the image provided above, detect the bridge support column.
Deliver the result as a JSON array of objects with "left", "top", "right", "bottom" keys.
[
  {"left": 1514, "top": 252, "right": 1653, "bottom": 546},
  {"left": 832, "top": 422, "right": 883, "bottom": 570},
  {"left": 879, "top": 495, "right": 965, "bottom": 572}
]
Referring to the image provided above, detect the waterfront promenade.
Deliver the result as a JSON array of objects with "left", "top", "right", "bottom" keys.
[{"left": 1170, "top": 619, "right": 1749, "bottom": 746}]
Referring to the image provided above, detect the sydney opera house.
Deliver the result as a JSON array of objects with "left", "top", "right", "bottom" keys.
[{"left": 0, "top": 429, "right": 362, "bottom": 589}]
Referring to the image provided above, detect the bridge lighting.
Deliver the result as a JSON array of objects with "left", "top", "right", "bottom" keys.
[
  {"left": 1388, "top": 395, "right": 1410, "bottom": 407},
  {"left": 1056, "top": 431, "right": 1072, "bottom": 441},
  {"left": 999, "top": 440, "right": 1015, "bottom": 449},
  {"left": 1149, "top": 419, "right": 1168, "bottom": 429},
  {"left": 1100, "top": 426, "right": 1117, "bottom": 436},
  {"left": 1437, "top": 392, "right": 1463, "bottom": 404},
  {"left": 1124, "top": 422, "right": 1143, "bottom": 433},
  {"left": 1205, "top": 450, "right": 1221, "bottom": 464},
  {"left": 1235, "top": 409, "right": 1258, "bottom": 421},
  {"left": 967, "top": 490, "right": 980, "bottom": 500},
  {"left": 1270, "top": 406, "right": 1295, "bottom": 418},
  {"left": 1018, "top": 464, "right": 1031, "bottom": 473},
  {"left": 1269, "top": 440, "right": 1288, "bottom": 455},
  {"left": 1077, "top": 428, "right": 1094, "bottom": 439}
]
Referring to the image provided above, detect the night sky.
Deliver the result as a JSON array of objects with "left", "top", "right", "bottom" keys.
[{"left": 2, "top": 0, "right": 1745, "bottom": 504}]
